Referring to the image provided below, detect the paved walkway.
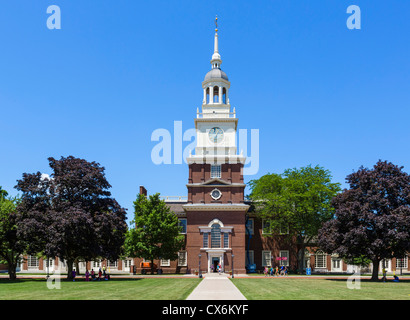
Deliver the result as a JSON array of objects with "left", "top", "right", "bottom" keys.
[{"left": 186, "top": 273, "right": 247, "bottom": 300}]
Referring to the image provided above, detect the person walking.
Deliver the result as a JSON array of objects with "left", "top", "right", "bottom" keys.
[
  {"left": 72, "top": 269, "right": 76, "bottom": 282},
  {"left": 382, "top": 267, "right": 387, "bottom": 283}
]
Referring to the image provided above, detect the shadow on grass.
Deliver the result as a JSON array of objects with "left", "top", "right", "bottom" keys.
[
  {"left": 0, "top": 278, "right": 144, "bottom": 285},
  {"left": 324, "top": 278, "right": 408, "bottom": 284}
]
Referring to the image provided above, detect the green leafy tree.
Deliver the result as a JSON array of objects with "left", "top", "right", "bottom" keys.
[
  {"left": 124, "top": 193, "right": 185, "bottom": 274},
  {"left": 0, "top": 187, "right": 24, "bottom": 280},
  {"left": 249, "top": 165, "right": 341, "bottom": 273}
]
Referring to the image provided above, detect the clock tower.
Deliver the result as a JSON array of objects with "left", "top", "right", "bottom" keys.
[{"left": 183, "top": 18, "right": 249, "bottom": 275}]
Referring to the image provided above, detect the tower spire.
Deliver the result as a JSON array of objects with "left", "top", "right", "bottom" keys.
[{"left": 211, "top": 15, "right": 221, "bottom": 69}]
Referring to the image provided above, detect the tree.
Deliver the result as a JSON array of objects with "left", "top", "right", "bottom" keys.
[
  {"left": 124, "top": 193, "right": 185, "bottom": 274},
  {"left": 0, "top": 188, "right": 25, "bottom": 280},
  {"left": 15, "top": 156, "right": 128, "bottom": 280},
  {"left": 249, "top": 165, "right": 341, "bottom": 273},
  {"left": 318, "top": 160, "right": 410, "bottom": 281}
]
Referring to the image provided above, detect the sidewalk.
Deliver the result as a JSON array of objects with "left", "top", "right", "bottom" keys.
[{"left": 186, "top": 273, "right": 247, "bottom": 300}]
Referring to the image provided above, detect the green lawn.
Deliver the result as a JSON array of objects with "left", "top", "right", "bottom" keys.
[
  {"left": 231, "top": 278, "right": 410, "bottom": 300},
  {"left": 0, "top": 278, "right": 201, "bottom": 300}
]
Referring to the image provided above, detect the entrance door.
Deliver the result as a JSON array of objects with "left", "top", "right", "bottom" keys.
[{"left": 212, "top": 257, "right": 220, "bottom": 273}]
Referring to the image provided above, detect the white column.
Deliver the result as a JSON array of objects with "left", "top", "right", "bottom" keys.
[
  {"left": 209, "top": 86, "right": 214, "bottom": 104},
  {"left": 219, "top": 86, "right": 223, "bottom": 104},
  {"left": 203, "top": 88, "right": 207, "bottom": 103}
]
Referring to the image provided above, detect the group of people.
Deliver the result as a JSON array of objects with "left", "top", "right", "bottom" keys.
[
  {"left": 211, "top": 263, "right": 223, "bottom": 274},
  {"left": 382, "top": 267, "right": 400, "bottom": 283},
  {"left": 263, "top": 265, "right": 288, "bottom": 277},
  {"left": 71, "top": 266, "right": 111, "bottom": 281}
]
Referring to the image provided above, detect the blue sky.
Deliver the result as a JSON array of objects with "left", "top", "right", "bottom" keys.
[{"left": 1, "top": 1, "right": 410, "bottom": 222}]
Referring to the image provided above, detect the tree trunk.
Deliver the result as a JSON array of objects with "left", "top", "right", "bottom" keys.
[
  {"left": 8, "top": 263, "right": 17, "bottom": 281},
  {"left": 67, "top": 260, "right": 74, "bottom": 280},
  {"left": 371, "top": 259, "right": 380, "bottom": 281}
]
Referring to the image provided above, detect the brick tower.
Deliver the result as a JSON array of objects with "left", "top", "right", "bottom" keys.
[{"left": 183, "top": 17, "right": 249, "bottom": 275}]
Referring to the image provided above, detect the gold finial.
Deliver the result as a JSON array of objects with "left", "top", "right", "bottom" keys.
[{"left": 215, "top": 15, "right": 218, "bottom": 32}]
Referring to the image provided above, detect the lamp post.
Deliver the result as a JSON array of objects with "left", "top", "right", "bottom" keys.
[
  {"left": 232, "top": 254, "right": 234, "bottom": 278},
  {"left": 198, "top": 254, "right": 202, "bottom": 278}
]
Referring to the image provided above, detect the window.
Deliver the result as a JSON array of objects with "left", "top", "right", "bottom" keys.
[
  {"left": 246, "top": 250, "right": 254, "bottom": 265},
  {"left": 279, "top": 250, "right": 289, "bottom": 267},
  {"left": 108, "top": 260, "right": 118, "bottom": 268},
  {"left": 280, "top": 223, "right": 289, "bottom": 235},
  {"left": 245, "top": 218, "right": 254, "bottom": 235},
  {"left": 28, "top": 255, "right": 39, "bottom": 268},
  {"left": 178, "top": 218, "right": 187, "bottom": 234},
  {"left": 262, "top": 251, "right": 272, "bottom": 267},
  {"left": 160, "top": 259, "right": 170, "bottom": 267},
  {"left": 178, "top": 252, "right": 187, "bottom": 267},
  {"left": 124, "top": 260, "right": 132, "bottom": 268},
  {"left": 211, "top": 224, "right": 221, "bottom": 248},
  {"left": 315, "top": 250, "right": 327, "bottom": 269},
  {"left": 203, "top": 232, "right": 209, "bottom": 248},
  {"left": 262, "top": 219, "right": 271, "bottom": 234},
  {"left": 93, "top": 260, "right": 101, "bottom": 268},
  {"left": 223, "top": 233, "right": 229, "bottom": 248},
  {"left": 332, "top": 258, "right": 341, "bottom": 270},
  {"left": 396, "top": 256, "right": 408, "bottom": 269},
  {"left": 211, "top": 165, "right": 221, "bottom": 178}
]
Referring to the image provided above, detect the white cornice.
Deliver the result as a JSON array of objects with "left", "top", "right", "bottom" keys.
[
  {"left": 187, "top": 155, "right": 246, "bottom": 165},
  {"left": 182, "top": 203, "right": 250, "bottom": 212}
]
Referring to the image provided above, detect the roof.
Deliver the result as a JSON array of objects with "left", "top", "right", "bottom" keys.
[{"left": 204, "top": 68, "right": 229, "bottom": 81}]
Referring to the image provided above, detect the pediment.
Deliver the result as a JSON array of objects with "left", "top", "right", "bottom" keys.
[{"left": 202, "top": 178, "right": 231, "bottom": 186}]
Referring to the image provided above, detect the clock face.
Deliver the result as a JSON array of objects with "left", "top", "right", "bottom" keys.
[
  {"left": 211, "top": 189, "right": 222, "bottom": 200},
  {"left": 209, "top": 127, "right": 224, "bottom": 144}
]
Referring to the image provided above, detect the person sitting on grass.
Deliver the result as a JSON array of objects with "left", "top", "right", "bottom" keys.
[{"left": 85, "top": 269, "right": 90, "bottom": 281}]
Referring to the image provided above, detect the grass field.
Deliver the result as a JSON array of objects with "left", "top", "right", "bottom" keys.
[
  {"left": 231, "top": 277, "right": 410, "bottom": 300},
  {"left": 0, "top": 278, "right": 201, "bottom": 300}
]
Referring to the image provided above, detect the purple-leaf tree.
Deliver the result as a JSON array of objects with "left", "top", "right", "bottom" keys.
[
  {"left": 15, "top": 156, "right": 128, "bottom": 280},
  {"left": 318, "top": 160, "right": 410, "bottom": 281}
]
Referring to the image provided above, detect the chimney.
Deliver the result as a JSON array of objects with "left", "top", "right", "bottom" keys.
[{"left": 139, "top": 186, "right": 147, "bottom": 196}]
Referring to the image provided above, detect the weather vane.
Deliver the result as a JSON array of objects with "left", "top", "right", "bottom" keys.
[{"left": 215, "top": 15, "right": 218, "bottom": 32}]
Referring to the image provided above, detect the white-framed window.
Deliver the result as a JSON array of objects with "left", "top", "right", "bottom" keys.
[
  {"left": 262, "top": 219, "right": 271, "bottom": 234},
  {"left": 108, "top": 260, "right": 118, "bottom": 268},
  {"left": 211, "top": 223, "right": 221, "bottom": 248},
  {"left": 262, "top": 251, "right": 272, "bottom": 267},
  {"left": 246, "top": 250, "right": 254, "bottom": 266},
  {"left": 211, "top": 164, "right": 221, "bottom": 178},
  {"left": 28, "top": 255, "right": 39, "bottom": 268},
  {"left": 396, "top": 255, "right": 408, "bottom": 269},
  {"left": 178, "top": 252, "right": 187, "bottom": 267},
  {"left": 315, "top": 250, "right": 327, "bottom": 269},
  {"left": 223, "top": 232, "right": 229, "bottom": 248},
  {"left": 280, "top": 223, "right": 289, "bottom": 235},
  {"left": 160, "top": 259, "right": 170, "bottom": 267},
  {"left": 93, "top": 260, "right": 101, "bottom": 268},
  {"left": 178, "top": 218, "right": 187, "bottom": 234},
  {"left": 123, "top": 259, "right": 132, "bottom": 268},
  {"left": 203, "top": 232, "right": 209, "bottom": 248},
  {"left": 279, "top": 250, "right": 289, "bottom": 267},
  {"left": 245, "top": 218, "right": 254, "bottom": 235}
]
